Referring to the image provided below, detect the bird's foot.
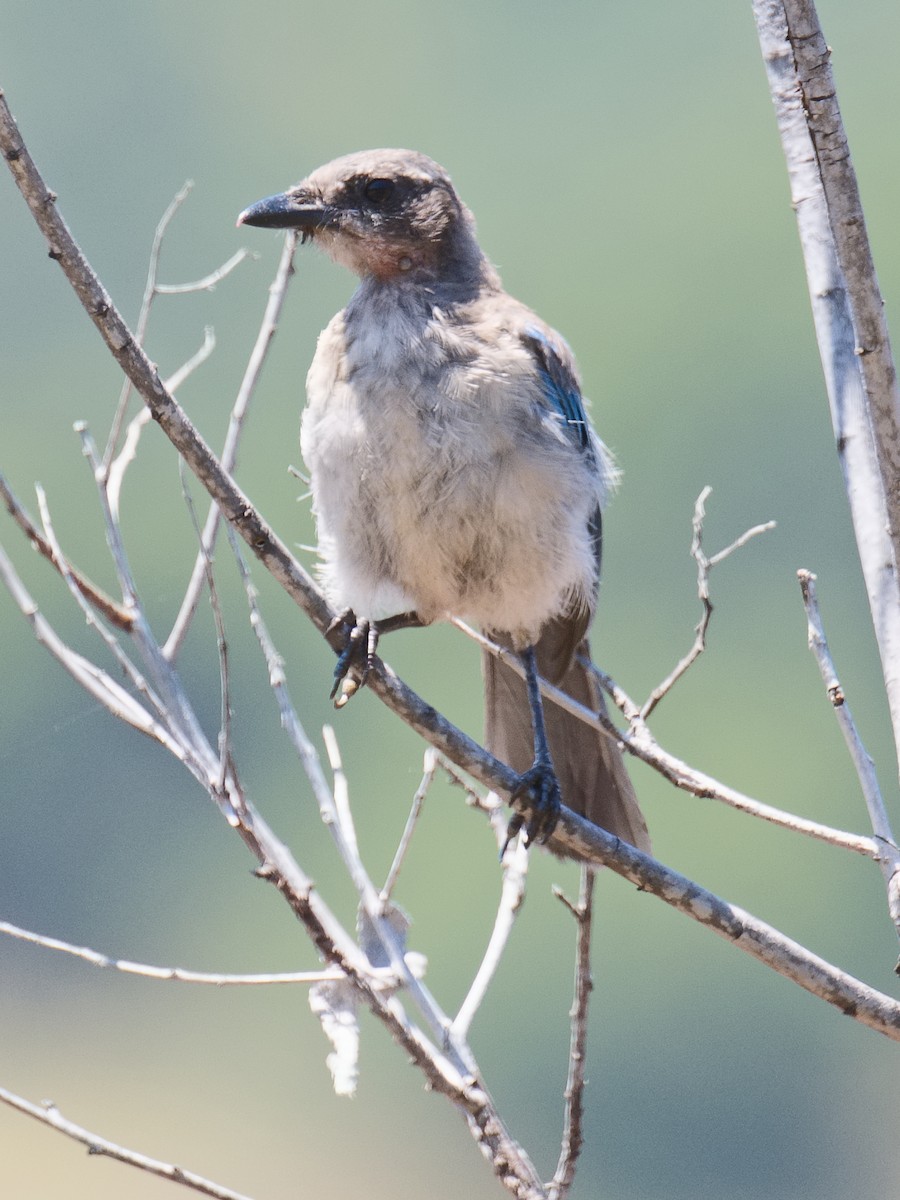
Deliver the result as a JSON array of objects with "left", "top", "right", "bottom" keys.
[
  {"left": 502, "top": 758, "right": 562, "bottom": 857},
  {"left": 328, "top": 610, "right": 379, "bottom": 708}
]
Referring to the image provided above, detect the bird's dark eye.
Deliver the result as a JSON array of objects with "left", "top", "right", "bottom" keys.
[{"left": 363, "top": 178, "right": 395, "bottom": 207}]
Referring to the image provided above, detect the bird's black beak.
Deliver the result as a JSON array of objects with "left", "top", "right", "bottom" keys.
[{"left": 236, "top": 191, "right": 329, "bottom": 233}]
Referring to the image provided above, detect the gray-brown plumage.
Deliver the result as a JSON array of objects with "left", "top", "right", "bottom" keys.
[
  {"left": 484, "top": 623, "right": 649, "bottom": 852},
  {"left": 239, "top": 149, "right": 649, "bottom": 852}
]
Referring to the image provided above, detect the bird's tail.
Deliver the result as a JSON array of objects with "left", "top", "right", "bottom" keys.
[{"left": 482, "top": 623, "right": 650, "bottom": 854}]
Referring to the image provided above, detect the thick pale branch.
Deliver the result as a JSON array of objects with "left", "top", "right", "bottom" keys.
[
  {"left": 752, "top": 2, "right": 900, "bottom": 777},
  {"left": 782, "top": 1, "right": 900, "bottom": 549}
]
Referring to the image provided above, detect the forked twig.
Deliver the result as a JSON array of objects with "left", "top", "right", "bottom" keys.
[
  {"left": 641, "top": 486, "right": 775, "bottom": 719},
  {"left": 549, "top": 867, "right": 595, "bottom": 1200}
]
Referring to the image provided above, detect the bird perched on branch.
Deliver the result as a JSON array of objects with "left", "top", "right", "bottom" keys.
[{"left": 238, "top": 149, "right": 649, "bottom": 854}]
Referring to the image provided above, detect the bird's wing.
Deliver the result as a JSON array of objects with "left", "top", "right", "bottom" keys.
[
  {"left": 520, "top": 323, "right": 602, "bottom": 577},
  {"left": 521, "top": 324, "right": 590, "bottom": 450}
]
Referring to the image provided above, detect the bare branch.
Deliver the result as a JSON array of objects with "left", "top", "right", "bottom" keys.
[
  {"left": 0, "top": 920, "right": 369, "bottom": 986},
  {"left": 164, "top": 231, "right": 299, "bottom": 661},
  {"left": 322, "top": 725, "right": 363, "bottom": 868},
  {"left": 180, "top": 464, "right": 233, "bottom": 789},
  {"left": 752, "top": 0, "right": 900, "bottom": 778},
  {"left": 460, "top": 619, "right": 878, "bottom": 858},
  {"left": 155, "top": 249, "right": 253, "bottom": 294},
  {"left": 549, "top": 811, "right": 900, "bottom": 1042},
  {"left": 381, "top": 748, "right": 439, "bottom": 905},
  {"left": 0, "top": 542, "right": 180, "bottom": 749},
  {"left": 107, "top": 327, "right": 217, "bottom": 522},
  {"left": 0, "top": 470, "right": 132, "bottom": 629},
  {"left": 641, "top": 487, "right": 775, "bottom": 719},
  {"left": 798, "top": 570, "right": 900, "bottom": 951},
  {"left": 452, "top": 831, "right": 529, "bottom": 1040},
  {"left": 102, "top": 181, "right": 194, "bottom": 471},
  {"left": 548, "top": 867, "right": 595, "bottom": 1200},
  {"left": 0, "top": 1086, "right": 257, "bottom": 1200}
]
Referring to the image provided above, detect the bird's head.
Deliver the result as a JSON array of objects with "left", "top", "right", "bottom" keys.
[{"left": 237, "top": 149, "right": 484, "bottom": 283}]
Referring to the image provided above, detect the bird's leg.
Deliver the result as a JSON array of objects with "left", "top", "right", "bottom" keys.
[
  {"left": 503, "top": 645, "right": 562, "bottom": 854},
  {"left": 329, "top": 609, "right": 424, "bottom": 708}
]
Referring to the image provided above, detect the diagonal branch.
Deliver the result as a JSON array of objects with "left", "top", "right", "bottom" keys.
[
  {"left": 460, "top": 619, "right": 878, "bottom": 858},
  {"left": 0, "top": 470, "right": 133, "bottom": 630},
  {"left": 0, "top": 1086, "right": 257, "bottom": 1200}
]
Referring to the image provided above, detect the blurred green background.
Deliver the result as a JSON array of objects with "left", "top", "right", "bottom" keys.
[{"left": 2, "top": 2, "right": 899, "bottom": 1197}]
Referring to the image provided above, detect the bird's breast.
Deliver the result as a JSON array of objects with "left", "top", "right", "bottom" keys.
[{"left": 302, "top": 302, "right": 601, "bottom": 639}]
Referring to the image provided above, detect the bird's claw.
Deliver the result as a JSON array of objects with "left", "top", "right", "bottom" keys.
[
  {"left": 502, "top": 759, "right": 562, "bottom": 857},
  {"left": 328, "top": 610, "right": 379, "bottom": 708}
]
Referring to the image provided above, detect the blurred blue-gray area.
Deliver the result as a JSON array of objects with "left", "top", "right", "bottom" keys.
[{"left": 1, "top": 2, "right": 899, "bottom": 1196}]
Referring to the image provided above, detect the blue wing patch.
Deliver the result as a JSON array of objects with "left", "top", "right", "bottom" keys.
[{"left": 521, "top": 324, "right": 590, "bottom": 450}]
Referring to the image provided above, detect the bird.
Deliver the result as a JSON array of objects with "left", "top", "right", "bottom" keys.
[{"left": 238, "top": 149, "right": 649, "bottom": 854}]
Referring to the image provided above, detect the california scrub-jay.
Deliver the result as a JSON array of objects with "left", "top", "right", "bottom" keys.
[{"left": 238, "top": 150, "right": 649, "bottom": 853}]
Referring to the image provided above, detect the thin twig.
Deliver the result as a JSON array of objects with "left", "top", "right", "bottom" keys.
[
  {"left": 798, "top": 570, "right": 900, "bottom": 951},
  {"left": 180, "top": 463, "right": 233, "bottom": 791},
  {"left": 458, "top": 619, "right": 878, "bottom": 858},
  {"left": 33, "top": 482, "right": 170, "bottom": 731},
  {"left": 451, "top": 832, "right": 529, "bottom": 1041},
  {"left": 102, "top": 181, "right": 194, "bottom": 471},
  {"left": 0, "top": 920, "right": 373, "bottom": 986},
  {"left": 0, "top": 470, "right": 132, "bottom": 629},
  {"left": 641, "top": 487, "right": 775, "bottom": 719},
  {"left": 107, "top": 327, "right": 216, "bottom": 522},
  {"left": 548, "top": 867, "right": 595, "bottom": 1200},
  {"left": 0, "top": 543, "right": 182, "bottom": 751},
  {"left": 381, "top": 748, "right": 439, "bottom": 905},
  {"left": 164, "top": 231, "right": 299, "bottom": 661},
  {"left": 322, "top": 724, "right": 363, "bottom": 869},
  {"left": 0, "top": 1086, "right": 257, "bottom": 1200},
  {"left": 80, "top": 426, "right": 217, "bottom": 770},
  {"left": 155, "top": 249, "right": 252, "bottom": 294}
]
